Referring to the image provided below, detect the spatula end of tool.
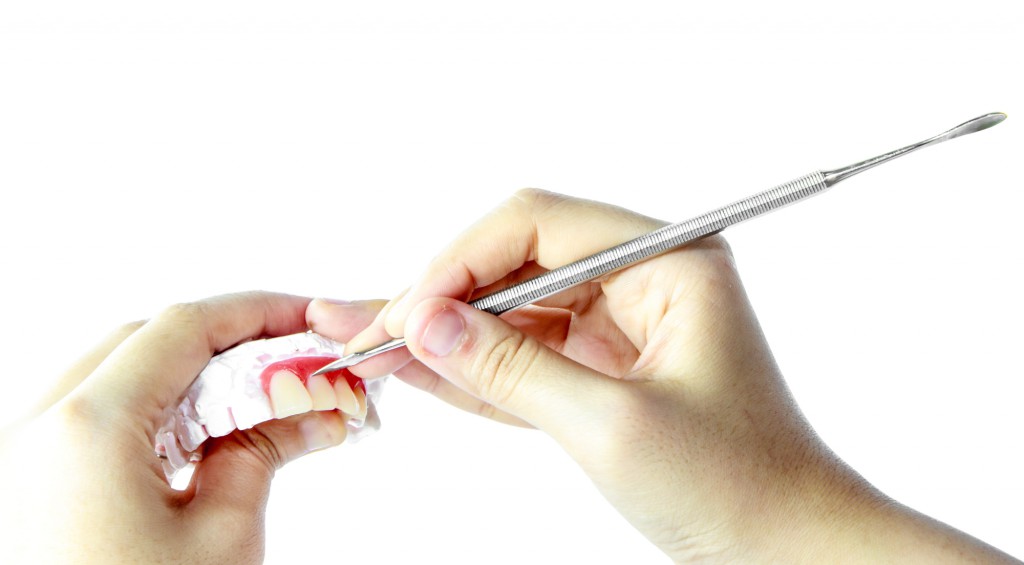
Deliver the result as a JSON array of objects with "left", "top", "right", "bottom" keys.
[{"left": 951, "top": 112, "right": 1006, "bottom": 137}]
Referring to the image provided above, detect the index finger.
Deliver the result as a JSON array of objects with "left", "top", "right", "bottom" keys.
[
  {"left": 27, "top": 321, "right": 146, "bottom": 420},
  {"left": 379, "top": 189, "right": 665, "bottom": 338},
  {"left": 73, "top": 292, "right": 311, "bottom": 415}
]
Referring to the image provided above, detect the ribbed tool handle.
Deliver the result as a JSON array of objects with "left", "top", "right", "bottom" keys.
[{"left": 470, "top": 171, "right": 829, "bottom": 315}]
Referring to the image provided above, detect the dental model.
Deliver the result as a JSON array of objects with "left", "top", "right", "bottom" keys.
[{"left": 154, "top": 332, "right": 382, "bottom": 488}]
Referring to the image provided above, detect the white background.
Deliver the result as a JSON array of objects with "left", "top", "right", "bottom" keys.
[{"left": 1, "top": 1, "right": 1021, "bottom": 562}]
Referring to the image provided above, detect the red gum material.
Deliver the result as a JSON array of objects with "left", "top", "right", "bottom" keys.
[{"left": 259, "top": 356, "right": 364, "bottom": 396}]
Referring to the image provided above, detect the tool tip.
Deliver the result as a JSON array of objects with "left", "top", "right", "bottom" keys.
[
  {"left": 310, "top": 357, "right": 349, "bottom": 377},
  {"left": 978, "top": 111, "right": 1007, "bottom": 128},
  {"left": 951, "top": 112, "right": 1006, "bottom": 137}
]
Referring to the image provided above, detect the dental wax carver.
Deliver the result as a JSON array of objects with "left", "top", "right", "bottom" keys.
[{"left": 1, "top": 190, "right": 1018, "bottom": 563}]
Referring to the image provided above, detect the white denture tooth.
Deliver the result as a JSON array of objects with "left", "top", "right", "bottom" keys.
[
  {"left": 347, "top": 401, "right": 382, "bottom": 442},
  {"left": 352, "top": 385, "right": 368, "bottom": 422},
  {"left": 333, "top": 378, "right": 359, "bottom": 415},
  {"left": 203, "top": 405, "right": 237, "bottom": 437},
  {"left": 307, "top": 374, "right": 338, "bottom": 411},
  {"left": 269, "top": 371, "right": 313, "bottom": 418}
]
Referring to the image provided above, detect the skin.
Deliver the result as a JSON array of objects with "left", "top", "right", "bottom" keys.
[
  {"left": 309, "top": 189, "right": 1019, "bottom": 563},
  {"left": 0, "top": 192, "right": 1017, "bottom": 563},
  {"left": 0, "top": 292, "right": 381, "bottom": 565}
]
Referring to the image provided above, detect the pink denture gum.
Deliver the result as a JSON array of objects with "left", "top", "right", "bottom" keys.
[{"left": 154, "top": 332, "right": 383, "bottom": 488}]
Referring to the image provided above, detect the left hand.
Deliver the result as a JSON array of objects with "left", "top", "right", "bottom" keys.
[{"left": 0, "top": 292, "right": 373, "bottom": 565}]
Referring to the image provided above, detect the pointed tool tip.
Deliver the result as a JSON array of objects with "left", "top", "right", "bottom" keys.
[{"left": 310, "top": 357, "right": 352, "bottom": 377}]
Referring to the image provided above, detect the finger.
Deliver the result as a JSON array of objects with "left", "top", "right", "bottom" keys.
[
  {"left": 31, "top": 320, "right": 146, "bottom": 416},
  {"left": 346, "top": 346, "right": 413, "bottom": 380},
  {"left": 395, "top": 304, "right": 607, "bottom": 429},
  {"left": 403, "top": 297, "right": 625, "bottom": 437},
  {"left": 305, "top": 298, "right": 388, "bottom": 341},
  {"left": 342, "top": 288, "right": 410, "bottom": 354},
  {"left": 77, "top": 292, "right": 311, "bottom": 412},
  {"left": 305, "top": 296, "right": 413, "bottom": 379},
  {"left": 345, "top": 269, "right": 602, "bottom": 381},
  {"left": 381, "top": 189, "right": 666, "bottom": 337},
  {"left": 394, "top": 360, "right": 532, "bottom": 427},
  {"left": 464, "top": 260, "right": 548, "bottom": 301},
  {"left": 192, "top": 410, "right": 347, "bottom": 518}
]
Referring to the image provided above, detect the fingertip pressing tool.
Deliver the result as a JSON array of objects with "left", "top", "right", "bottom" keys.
[{"left": 312, "top": 112, "right": 1007, "bottom": 377}]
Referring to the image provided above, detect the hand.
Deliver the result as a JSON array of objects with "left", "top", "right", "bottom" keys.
[
  {"left": 308, "top": 190, "right": 1017, "bottom": 563},
  {"left": 0, "top": 292, "right": 367, "bottom": 565}
]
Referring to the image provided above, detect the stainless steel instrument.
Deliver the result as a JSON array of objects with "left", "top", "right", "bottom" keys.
[{"left": 312, "top": 112, "right": 1006, "bottom": 377}]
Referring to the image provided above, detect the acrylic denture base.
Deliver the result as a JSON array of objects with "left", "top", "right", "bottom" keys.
[{"left": 154, "top": 332, "right": 382, "bottom": 486}]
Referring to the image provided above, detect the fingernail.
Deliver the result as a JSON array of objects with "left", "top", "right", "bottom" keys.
[
  {"left": 299, "top": 415, "right": 344, "bottom": 453},
  {"left": 421, "top": 307, "right": 465, "bottom": 357}
]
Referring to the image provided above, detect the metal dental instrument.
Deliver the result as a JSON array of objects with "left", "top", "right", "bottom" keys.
[{"left": 311, "top": 112, "right": 1006, "bottom": 377}]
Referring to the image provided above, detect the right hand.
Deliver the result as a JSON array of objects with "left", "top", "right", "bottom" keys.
[{"left": 308, "top": 189, "right": 1017, "bottom": 563}]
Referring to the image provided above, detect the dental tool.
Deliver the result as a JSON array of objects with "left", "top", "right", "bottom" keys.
[{"left": 312, "top": 112, "right": 1007, "bottom": 377}]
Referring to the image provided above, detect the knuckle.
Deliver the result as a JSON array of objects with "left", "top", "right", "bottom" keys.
[
  {"left": 471, "top": 333, "right": 542, "bottom": 407},
  {"left": 511, "top": 186, "right": 549, "bottom": 203},
  {"left": 701, "top": 236, "right": 741, "bottom": 284},
  {"left": 438, "top": 257, "right": 476, "bottom": 295},
  {"left": 50, "top": 393, "right": 126, "bottom": 440},
  {"left": 114, "top": 319, "right": 148, "bottom": 337},
  {"left": 157, "top": 301, "right": 208, "bottom": 326},
  {"left": 53, "top": 392, "right": 99, "bottom": 425},
  {"left": 421, "top": 372, "right": 442, "bottom": 396},
  {"left": 473, "top": 400, "right": 500, "bottom": 421},
  {"left": 237, "top": 427, "right": 286, "bottom": 471},
  {"left": 665, "top": 233, "right": 740, "bottom": 291},
  {"left": 229, "top": 289, "right": 273, "bottom": 305},
  {"left": 701, "top": 233, "right": 735, "bottom": 259},
  {"left": 511, "top": 187, "right": 567, "bottom": 214},
  {"left": 120, "top": 319, "right": 147, "bottom": 332}
]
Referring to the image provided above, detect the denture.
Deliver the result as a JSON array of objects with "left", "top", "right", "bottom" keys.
[{"left": 153, "top": 332, "right": 382, "bottom": 488}]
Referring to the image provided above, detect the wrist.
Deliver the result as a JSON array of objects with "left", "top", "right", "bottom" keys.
[
  {"left": 721, "top": 456, "right": 1017, "bottom": 564},
  {"left": 718, "top": 453, "right": 881, "bottom": 563}
]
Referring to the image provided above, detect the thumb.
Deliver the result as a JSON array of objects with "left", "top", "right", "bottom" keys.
[
  {"left": 404, "top": 297, "right": 622, "bottom": 436},
  {"left": 192, "top": 410, "right": 348, "bottom": 513}
]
